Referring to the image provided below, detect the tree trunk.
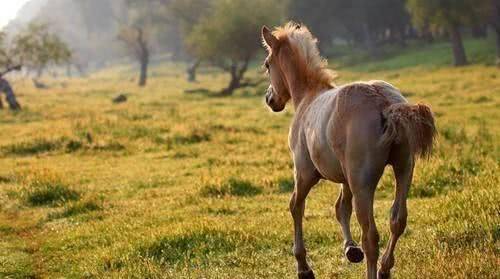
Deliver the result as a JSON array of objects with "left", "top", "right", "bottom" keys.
[
  {"left": 471, "top": 25, "right": 487, "bottom": 38},
  {"left": 0, "top": 78, "right": 21, "bottom": 110},
  {"left": 221, "top": 73, "right": 240, "bottom": 96},
  {"left": 221, "top": 59, "right": 249, "bottom": 96},
  {"left": 491, "top": 0, "right": 500, "bottom": 66},
  {"left": 363, "top": 23, "right": 377, "bottom": 57},
  {"left": 36, "top": 66, "right": 44, "bottom": 78},
  {"left": 449, "top": 25, "right": 468, "bottom": 66},
  {"left": 496, "top": 28, "right": 500, "bottom": 66},
  {"left": 139, "top": 52, "right": 148, "bottom": 87},
  {"left": 66, "top": 64, "right": 72, "bottom": 77},
  {"left": 187, "top": 60, "right": 200, "bottom": 82}
]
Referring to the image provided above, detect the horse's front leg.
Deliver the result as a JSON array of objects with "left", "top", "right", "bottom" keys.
[{"left": 290, "top": 168, "right": 320, "bottom": 279}]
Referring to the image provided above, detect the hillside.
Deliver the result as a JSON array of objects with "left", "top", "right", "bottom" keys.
[{"left": 0, "top": 38, "right": 498, "bottom": 278}]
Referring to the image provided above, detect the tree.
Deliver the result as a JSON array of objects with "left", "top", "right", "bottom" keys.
[
  {"left": 1, "top": 23, "right": 71, "bottom": 110},
  {"left": 187, "top": 0, "right": 286, "bottom": 95},
  {"left": 119, "top": 0, "right": 172, "bottom": 87},
  {"left": 169, "top": 0, "right": 212, "bottom": 82},
  {"left": 407, "top": 0, "right": 489, "bottom": 66},
  {"left": 489, "top": 0, "right": 500, "bottom": 65},
  {"left": 118, "top": 26, "right": 150, "bottom": 86},
  {"left": 289, "top": 0, "right": 411, "bottom": 55},
  {"left": 14, "top": 22, "right": 72, "bottom": 77},
  {"left": 0, "top": 32, "right": 22, "bottom": 110}
]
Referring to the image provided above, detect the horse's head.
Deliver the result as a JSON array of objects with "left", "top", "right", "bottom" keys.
[{"left": 261, "top": 26, "right": 291, "bottom": 112}]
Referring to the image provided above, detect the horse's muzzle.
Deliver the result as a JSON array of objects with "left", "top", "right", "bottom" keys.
[{"left": 265, "top": 88, "right": 285, "bottom": 112}]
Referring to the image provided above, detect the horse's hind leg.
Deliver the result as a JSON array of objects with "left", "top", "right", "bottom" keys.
[
  {"left": 349, "top": 173, "right": 380, "bottom": 279},
  {"left": 290, "top": 165, "right": 320, "bottom": 279},
  {"left": 378, "top": 148, "right": 414, "bottom": 279},
  {"left": 335, "top": 183, "right": 363, "bottom": 263}
]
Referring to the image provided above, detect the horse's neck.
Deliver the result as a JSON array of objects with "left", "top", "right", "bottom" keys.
[
  {"left": 284, "top": 65, "right": 332, "bottom": 110},
  {"left": 292, "top": 86, "right": 331, "bottom": 113}
]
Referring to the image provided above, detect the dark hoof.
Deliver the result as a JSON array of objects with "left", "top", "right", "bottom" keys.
[
  {"left": 377, "top": 270, "right": 391, "bottom": 279},
  {"left": 298, "top": 269, "right": 315, "bottom": 279},
  {"left": 345, "top": 245, "right": 364, "bottom": 263}
]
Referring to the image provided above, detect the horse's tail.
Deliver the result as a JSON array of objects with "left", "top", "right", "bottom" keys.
[{"left": 380, "top": 103, "right": 437, "bottom": 159}]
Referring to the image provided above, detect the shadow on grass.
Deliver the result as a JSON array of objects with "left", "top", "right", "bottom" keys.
[
  {"left": 276, "top": 177, "right": 294, "bottom": 193},
  {"left": 184, "top": 88, "right": 221, "bottom": 96},
  {"left": 0, "top": 137, "right": 126, "bottom": 157},
  {"left": 11, "top": 169, "right": 81, "bottom": 207},
  {"left": 48, "top": 199, "right": 102, "bottom": 220},
  {"left": 200, "top": 178, "right": 262, "bottom": 198},
  {"left": 23, "top": 180, "right": 80, "bottom": 207},
  {"left": 139, "top": 229, "right": 243, "bottom": 266}
]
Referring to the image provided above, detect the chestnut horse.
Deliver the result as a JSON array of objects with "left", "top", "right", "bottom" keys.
[{"left": 261, "top": 23, "right": 436, "bottom": 279}]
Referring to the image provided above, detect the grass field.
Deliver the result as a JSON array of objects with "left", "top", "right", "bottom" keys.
[{"left": 0, "top": 39, "right": 499, "bottom": 278}]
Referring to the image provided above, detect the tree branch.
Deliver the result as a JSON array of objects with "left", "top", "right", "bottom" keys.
[{"left": 0, "top": 64, "right": 22, "bottom": 78}]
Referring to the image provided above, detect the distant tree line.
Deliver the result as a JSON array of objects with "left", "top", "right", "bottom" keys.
[
  {"left": 121, "top": 0, "right": 499, "bottom": 92},
  {"left": 4, "top": 0, "right": 498, "bottom": 93},
  {"left": 291, "top": 0, "right": 500, "bottom": 67},
  {"left": 121, "top": 0, "right": 286, "bottom": 92}
]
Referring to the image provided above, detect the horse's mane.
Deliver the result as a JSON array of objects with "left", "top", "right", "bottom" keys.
[{"left": 272, "top": 22, "right": 336, "bottom": 90}]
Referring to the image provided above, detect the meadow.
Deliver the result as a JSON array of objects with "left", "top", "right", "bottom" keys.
[{"left": 0, "top": 38, "right": 499, "bottom": 278}]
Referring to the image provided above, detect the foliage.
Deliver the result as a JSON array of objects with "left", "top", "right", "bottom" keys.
[
  {"left": 13, "top": 22, "right": 72, "bottom": 73},
  {"left": 185, "top": 0, "right": 286, "bottom": 93},
  {"left": 187, "top": 0, "right": 286, "bottom": 65},
  {"left": 406, "top": 0, "right": 490, "bottom": 31},
  {"left": 290, "top": 0, "right": 411, "bottom": 50}
]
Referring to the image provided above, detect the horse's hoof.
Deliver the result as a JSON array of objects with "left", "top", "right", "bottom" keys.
[
  {"left": 377, "top": 270, "right": 391, "bottom": 279},
  {"left": 298, "top": 269, "right": 315, "bottom": 279},
  {"left": 345, "top": 245, "right": 364, "bottom": 263}
]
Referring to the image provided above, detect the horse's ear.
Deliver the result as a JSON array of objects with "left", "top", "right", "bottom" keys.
[{"left": 262, "top": 25, "right": 278, "bottom": 50}]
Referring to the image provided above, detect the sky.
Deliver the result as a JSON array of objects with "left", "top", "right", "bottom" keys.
[{"left": 0, "top": 0, "right": 31, "bottom": 29}]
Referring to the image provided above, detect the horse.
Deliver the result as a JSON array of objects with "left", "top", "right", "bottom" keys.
[{"left": 261, "top": 22, "right": 436, "bottom": 279}]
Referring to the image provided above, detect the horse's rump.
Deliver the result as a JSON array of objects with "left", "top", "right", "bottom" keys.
[{"left": 380, "top": 103, "right": 437, "bottom": 159}]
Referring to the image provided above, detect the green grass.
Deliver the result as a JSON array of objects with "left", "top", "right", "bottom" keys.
[
  {"left": 332, "top": 37, "right": 497, "bottom": 71},
  {"left": 200, "top": 178, "right": 262, "bottom": 198},
  {"left": 0, "top": 38, "right": 498, "bottom": 278},
  {"left": 47, "top": 199, "right": 102, "bottom": 220},
  {"left": 12, "top": 169, "right": 81, "bottom": 207}
]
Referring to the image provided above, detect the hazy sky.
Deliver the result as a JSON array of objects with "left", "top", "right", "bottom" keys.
[{"left": 0, "top": 0, "right": 31, "bottom": 29}]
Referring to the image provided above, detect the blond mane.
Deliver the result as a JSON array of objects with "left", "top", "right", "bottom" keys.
[{"left": 272, "top": 22, "right": 336, "bottom": 90}]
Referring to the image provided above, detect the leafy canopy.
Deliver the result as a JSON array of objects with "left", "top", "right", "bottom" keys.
[
  {"left": 187, "top": 0, "right": 287, "bottom": 65},
  {"left": 12, "top": 22, "right": 72, "bottom": 70},
  {"left": 407, "top": 0, "right": 490, "bottom": 30}
]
